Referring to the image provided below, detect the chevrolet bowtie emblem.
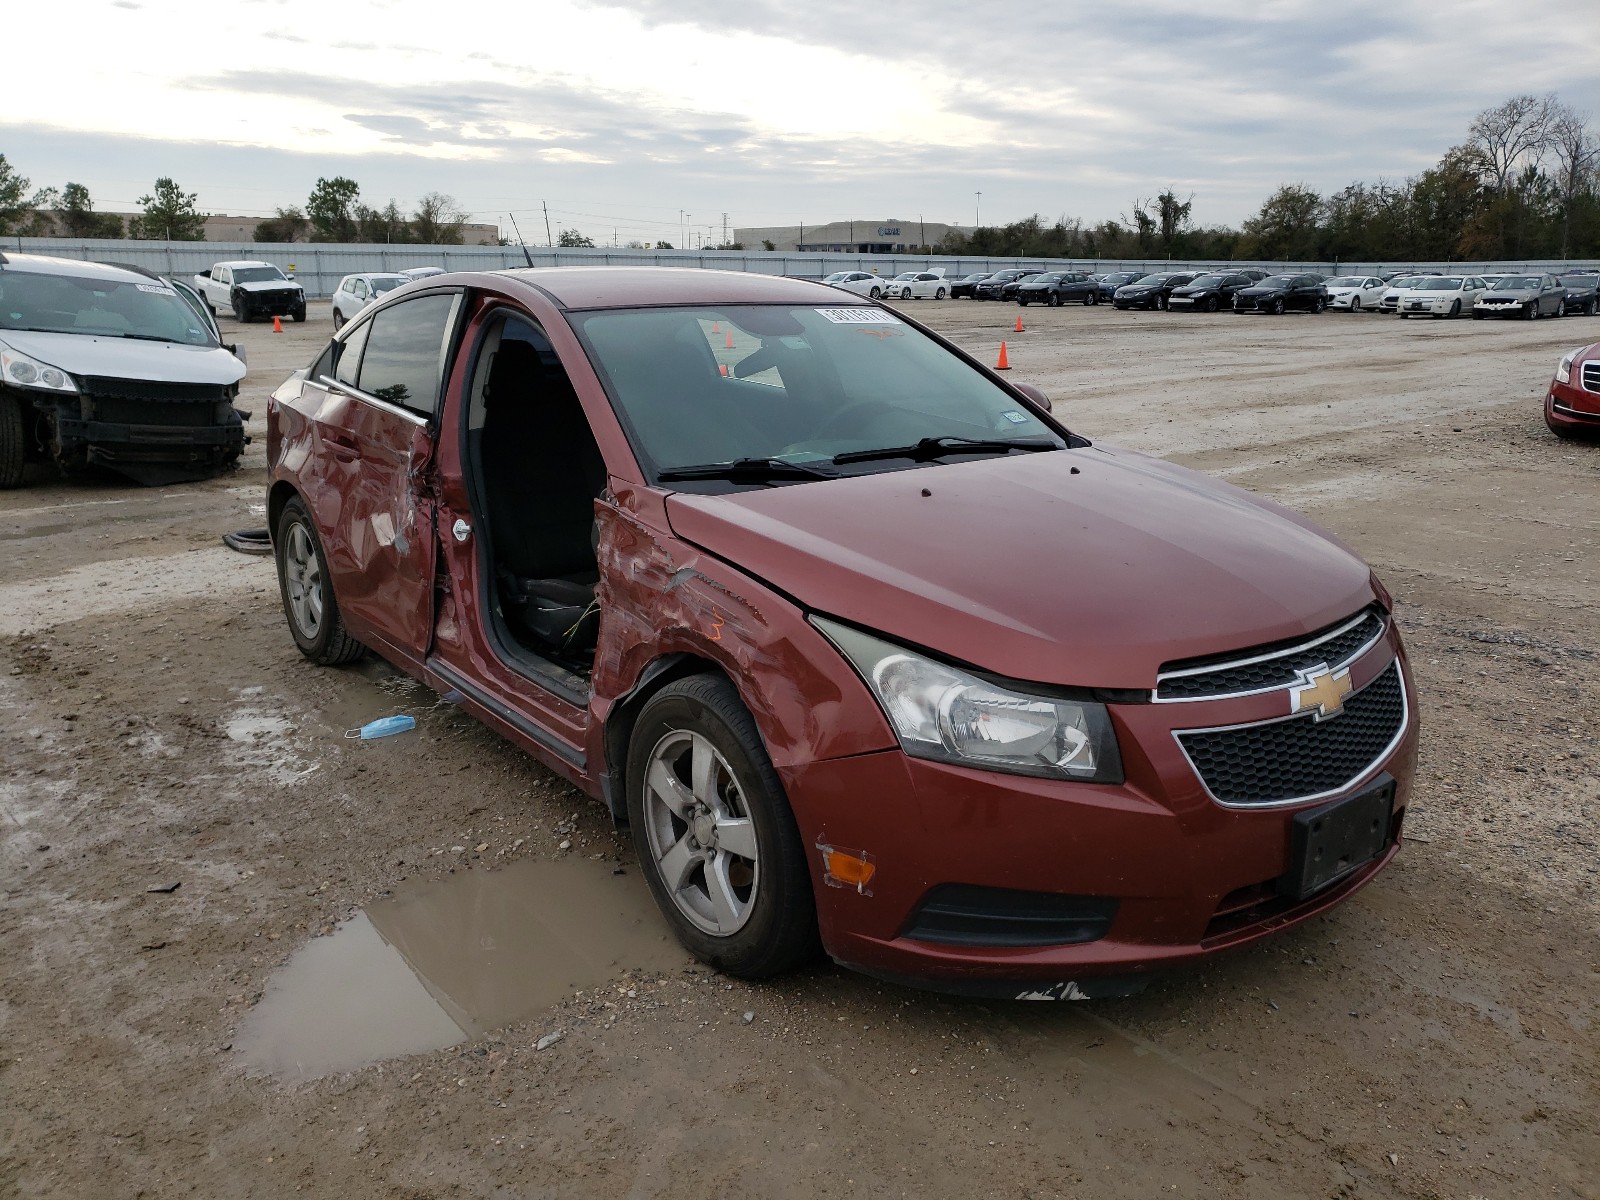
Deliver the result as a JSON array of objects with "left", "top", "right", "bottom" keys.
[{"left": 1291, "top": 664, "right": 1353, "bottom": 721}]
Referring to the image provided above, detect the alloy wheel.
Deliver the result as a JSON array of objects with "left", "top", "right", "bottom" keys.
[
  {"left": 640, "top": 730, "right": 760, "bottom": 937},
  {"left": 283, "top": 523, "right": 324, "bottom": 639}
]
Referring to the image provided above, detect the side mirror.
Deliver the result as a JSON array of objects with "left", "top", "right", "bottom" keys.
[
  {"left": 1013, "top": 381, "right": 1052, "bottom": 413},
  {"left": 286, "top": 272, "right": 296, "bottom": 280},
  {"left": 227, "top": 343, "right": 248, "bottom": 366}
]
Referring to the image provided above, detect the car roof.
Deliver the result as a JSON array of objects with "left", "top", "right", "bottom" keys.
[
  {"left": 0, "top": 251, "right": 159, "bottom": 284},
  {"left": 215, "top": 260, "right": 281, "bottom": 269},
  {"left": 492, "top": 266, "right": 859, "bottom": 310}
]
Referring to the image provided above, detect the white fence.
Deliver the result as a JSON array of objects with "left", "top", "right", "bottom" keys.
[{"left": 10, "top": 236, "right": 1598, "bottom": 299}]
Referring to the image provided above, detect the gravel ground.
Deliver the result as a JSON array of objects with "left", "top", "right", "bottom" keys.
[{"left": 2, "top": 297, "right": 1598, "bottom": 1199}]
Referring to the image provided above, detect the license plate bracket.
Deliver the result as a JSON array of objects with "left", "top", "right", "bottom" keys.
[{"left": 1278, "top": 777, "right": 1395, "bottom": 901}]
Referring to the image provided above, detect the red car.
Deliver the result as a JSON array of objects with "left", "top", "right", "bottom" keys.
[
  {"left": 266, "top": 268, "right": 1418, "bottom": 998},
  {"left": 1546, "top": 342, "right": 1600, "bottom": 438}
]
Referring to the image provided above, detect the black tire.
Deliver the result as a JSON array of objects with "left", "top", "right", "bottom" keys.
[
  {"left": 868, "top": 287, "right": 882, "bottom": 299},
  {"left": 0, "top": 393, "right": 25, "bottom": 490},
  {"left": 626, "top": 674, "right": 819, "bottom": 979},
  {"left": 274, "top": 496, "right": 365, "bottom": 666},
  {"left": 233, "top": 292, "right": 251, "bottom": 322},
  {"left": 935, "top": 287, "right": 946, "bottom": 300},
  {"left": 1553, "top": 300, "right": 1564, "bottom": 318},
  {"left": 1271, "top": 298, "right": 1285, "bottom": 315},
  {"left": 1315, "top": 297, "right": 1328, "bottom": 313},
  {"left": 332, "top": 308, "right": 346, "bottom": 330},
  {"left": 1019, "top": 297, "right": 1030, "bottom": 307},
  {"left": 291, "top": 307, "right": 306, "bottom": 323},
  {"left": 1158, "top": 294, "right": 1169, "bottom": 310},
  {"left": 1449, "top": 299, "right": 1460, "bottom": 317},
  {"left": 1085, "top": 291, "right": 1099, "bottom": 306},
  {"left": 1205, "top": 295, "right": 1220, "bottom": 313},
  {"left": 1472, "top": 310, "right": 1485, "bottom": 319},
  {"left": 1527, "top": 303, "right": 1538, "bottom": 320},
  {"left": 1586, "top": 299, "right": 1597, "bottom": 317},
  {"left": 1350, "top": 296, "right": 1361, "bottom": 312}
]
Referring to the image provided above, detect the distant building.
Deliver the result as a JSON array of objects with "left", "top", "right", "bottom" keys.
[
  {"left": 734, "top": 219, "right": 974, "bottom": 254},
  {"left": 31, "top": 211, "right": 501, "bottom": 245}
]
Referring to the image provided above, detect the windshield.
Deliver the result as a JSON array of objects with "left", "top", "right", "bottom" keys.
[
  {"left": 893, "top": 273, "right": 918, "bottom": 281},
  {"left": 1186, "top": 275, "right": 1225, "bottom": 287},
  {"left": 1259, "top": 275, "right": 1294, "bottom": 287},
  {"left": 1326, "top": 276, "right": 1364, "bottom": 287},
  {"left": 1490, "top": 276, "right": 1541, "bottom": 290},
  {"left": 0, "top": 269, "right": 221, "bottom": 346},
  {"left": 233, "top": 266, "right": 287, "bottom": 284},
  {"left": 822, "top": 272, "right": 851, "bottom": 283},
  {"left": 1418, "top": 277, "right": 1462, "bottom": 290},
  {"left": 575, "top": 304, "right": 1064, "bottom": 482},
  {"left": 1030, "top": 273, "right": 1064, "bottom": 284},
  {"left": 370, "top": 276, "right": 408, "bottom": 293},
  {"left": 1129, "top": 274, "right": 1169, "bottom": 286}
]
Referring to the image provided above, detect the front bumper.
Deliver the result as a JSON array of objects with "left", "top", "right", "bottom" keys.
[
  {"left": 784, "top": 629, "right": 1418, "bottom": 993},
  {"left": 1547, "top": 374, "right": 1600, "bottom": 433},
  {"left": 1474, "top": 301, "right": 1527, "bottom": 318},
  {"left": 240, "top": 289, "right": 306, "bottom": 316}
]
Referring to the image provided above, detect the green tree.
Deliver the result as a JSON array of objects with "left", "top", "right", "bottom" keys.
[
  {"left": 1237, "top": 184, "right": 1324, "bottom": 260},
  {"left": 49, "top": 182, "right": 123, "bottom": 238},
  {"left": 130, "top": 177, "right": 206, "bottom": 240},
  {"left": 356, "top": 200, "right": 409, "bottom": 243},
  {"left": 254, "top": 206, "right": 309, "bottom": 243},
  {"left": 761, "top": 239, "right": 776, "bottom": 251},
  {"left": 558, "top": 229, "right": 595, "bottom": 247},
  {"left": 653, "top": 240, "right": 673, "bottom": 250},
  {"left": 412, "top": 192, "right": 466, "bottom": 244},
  {"left": 0, "top": 154, "right": 36, "bottom": 236},
  {"left": 306, "top": 176, "right": 361, "bottom": 242}
]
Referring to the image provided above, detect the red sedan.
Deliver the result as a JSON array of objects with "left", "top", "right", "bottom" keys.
[
  {"left": 266, "top": 268, "right": 1417, "bottom": 998},
  {"left": 1546, "top": 342, "right": 1600, "bottom": 439}
]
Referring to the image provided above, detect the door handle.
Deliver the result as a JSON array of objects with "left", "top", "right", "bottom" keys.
[{"left": 452, "top": 518, "right": 472, "bottom": 543}]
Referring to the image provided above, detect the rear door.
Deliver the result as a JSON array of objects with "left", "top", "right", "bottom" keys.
[{"left": 300, "top": 290, "right": 464, "bottom": 666}]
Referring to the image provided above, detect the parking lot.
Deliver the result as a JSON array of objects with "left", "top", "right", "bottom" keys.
[{"left": 3, "top": 297, "right": 1598, "bottom": 1198}]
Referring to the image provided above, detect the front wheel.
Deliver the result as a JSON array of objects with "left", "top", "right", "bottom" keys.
[
  {"left": 868, "top": 287, "right": 882, "bottom": 299},
  {"left": 1350, "top": 296, "right": 1361, "bottom": 311},
  {"left": 1585, "top": 299, "right": 1597, "bottom": 317},
  {"left": 1205, "top": 295, "right": 1220, "bottom": 312},
  {"left": 1528, "top": 303, "right": 1539, "bottom": 320},
  {"left": 627, "top": 675, "right": 819, "bottom": 979},
  {"left": 1085, "top": 291, "right": 1099, "bottom": 306},
  {"left": 274, "top": 497, "right": 365, "bottom": 665},
  {"left": 1271, "top": 298, "right": 1286, "bottom": 315},
  {"left": 0, "top": 393, "right": 25, "bottom": 490},
  {"left": 1019, "top": 297, "right": 1030, "bottom": 307},
  {"left": 1449, "top": 299, "right": 1460, "bottom": 317},
  {"left": 935, "top": 287, "right": 946, "bottom": 300},
  {"left": 291, "top": 307, "right": 306, "bottom": 323},
  {"left": 332, "top": 308, "right": 346, "bottom": 330}
]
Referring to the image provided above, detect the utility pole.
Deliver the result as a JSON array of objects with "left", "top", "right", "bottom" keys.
[
  {"left": 541, "top": 201, "right": 553, "bottom": 247},
  {"left": 919, "top": 214, "right": 925, "bottom": 252},
  {"left": 722, "top": 212, "right": 729, "bottom": 246},
  {"left": 975, "top": 192, "right": 981, "bottom": 228}
]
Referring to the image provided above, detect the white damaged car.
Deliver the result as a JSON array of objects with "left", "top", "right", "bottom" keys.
[
  {"left": 0, "top": 253, "right": 249, "bottom": 487},
  {"left": 1397, "top": 275, "right": 1490, "bottom": 318}
]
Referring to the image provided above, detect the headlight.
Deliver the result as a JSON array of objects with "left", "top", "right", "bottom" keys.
[
  {"left": 0, "top": 343, "right": 77, "bottom": 393},
  {"left": 1556, "top": 349, "right": 1581, "bottom": 384},
  {"left": 812, "top": 616, "right": 1123, "bottom": 782}
]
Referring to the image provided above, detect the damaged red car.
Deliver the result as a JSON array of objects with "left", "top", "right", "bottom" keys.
[
  {"left": 266, "top": 268, "right": 1418, "bottom": 998},
  {"left": 1545, "top": 342, "right": 1600, "bottom": 438}
]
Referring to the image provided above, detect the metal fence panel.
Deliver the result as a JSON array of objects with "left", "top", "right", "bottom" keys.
[{"left": 9, "top": 237, "right": 1597, "bottom": 297}]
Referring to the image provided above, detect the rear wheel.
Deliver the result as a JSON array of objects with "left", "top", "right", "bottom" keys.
[
  {"left": 627, "top": 675, "right": 819, "bottom": 978},
  {"left": 869, "top": 286, "right": 882, "bottom": 299},
  {"left": 1271, "top": 298, "right": 1285, "bottom": 315},
  {"left": 0, "top": 393, "right": 25, "bottom": 490},
  {"left": 274, "top": 497, "right": 365, "bottom": 666},
  {"left": 1586, "top": 299, "right": 1597, "bottom": 316},
  {"left": 332, "top": 307, "right": 346, "bottom": 330},
  {"left": 1086, "top": 290, "right": 1099, "bottom": 306}
]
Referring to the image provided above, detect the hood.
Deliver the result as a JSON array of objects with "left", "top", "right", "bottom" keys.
[
  {"left": 665, "top": 447, "right": 1374, "bottom": 689},
  {"left": 1482, "top": 288, "right": 1538, "bottom": 300},
  {"left": 0, "top": 330, "right": 246, "bottom": 386},
  {"left": 237, "top": 279, "right": 302, "bottom": 294}
]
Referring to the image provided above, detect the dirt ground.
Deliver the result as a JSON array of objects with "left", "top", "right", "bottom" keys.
[{"left": 3, "top": 295, "right": 1598, "bottom": 1199}]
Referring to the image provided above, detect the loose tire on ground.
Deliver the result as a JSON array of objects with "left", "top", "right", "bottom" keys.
[
  {"left": 626, "top": 674, "right": 820, "bottom": 979},
  {"left": 0, "top": 393, "right": 26, "bottom": 489},
  {"left": 274, "top": 496, "right": 365, "bottom": 666}
]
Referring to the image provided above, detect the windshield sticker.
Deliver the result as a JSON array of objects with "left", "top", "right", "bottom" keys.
[
  {"left": 135, "top": 283, "right": 177, "bottom": 295},
  {"left": 815, "top": 308, "right": 902, "bottom": 325},
  {"left": 1000, "top": 410, "right": 1030, "bottom": 424}
]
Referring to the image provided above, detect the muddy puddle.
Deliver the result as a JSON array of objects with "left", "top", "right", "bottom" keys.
[{"left": 236, "top": 858, "right": 688, "bottom": 1081}]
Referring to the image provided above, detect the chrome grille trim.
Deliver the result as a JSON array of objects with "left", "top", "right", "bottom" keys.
[
  {"left": 1154, "top": 608, "right": 1386, "bottom": 703},
  {"left": 1581, "top": 361, "right": 1600, "bottom": 394},
  {"left": 1173, "top": 662, "right": 1410, "bottom": 810}
]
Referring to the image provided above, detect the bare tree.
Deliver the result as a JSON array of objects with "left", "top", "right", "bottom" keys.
[
  {"left": 1464, "top": 94, "right": 1559, "bottom": 191},
  {"left": 1549, "top": 103, "right": 1600, "bottom": 258},
  {"left": 412, "top": 192, "right": 467, "bottom": 245}
]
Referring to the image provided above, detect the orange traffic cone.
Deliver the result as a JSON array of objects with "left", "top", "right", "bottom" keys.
[
  {"left": 1014, "top": 314, "right": 1025, "bottom": 333},
  {"left": 724, "top": 330, "right": 735, "bottom": 349},
  {"left": 711, "top": 321, "right": 722, "bottom": 333},
  {"left": 995, "top": 341, "right": 1011, "bottom": 370},
  {"left": 272, "top": 315, "right": 283, "bottom": 333},
  {"left": 719, "top": 363, "right": 729, "bottom": 377}
]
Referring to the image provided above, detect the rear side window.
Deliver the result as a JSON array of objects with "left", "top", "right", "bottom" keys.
[{"left": 356, "top": 293, "right": 459, "bottom": 416}]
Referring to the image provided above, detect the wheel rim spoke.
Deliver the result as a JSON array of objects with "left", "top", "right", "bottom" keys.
[
  {"left": 658, "top": 833, "right": 701, "bottom": 892},
  {"left": 704, "top": 854, "right": 746, "bottom": 930},
  {"left": 646, "top": 757, "right": 697, "bottom": 819},
  {"left": 714, "top": 816, "right": 757, "bottom": 861},
  {"left": 689, "top": 735, "right": 720, "bottom": 809}
]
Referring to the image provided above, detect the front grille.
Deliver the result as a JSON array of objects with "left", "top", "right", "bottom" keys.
[
  {"left": 1157, "top": 608, "right": 1385, "bottom": 700},
  {"left": 1177, "top": 663, "right": 1405, "bottom": 807},
  {"left": 1582, "top": 362, "right": 1600, "bottom": 393},
  {"left": 90, "top": 397, "right": 220, "bottom": 428},
  {"left": 82, "top": 377, "right": 230, "bottom": 403},
  {"left": 901, "top": 884, "right": 1118, "bottom": 947}
]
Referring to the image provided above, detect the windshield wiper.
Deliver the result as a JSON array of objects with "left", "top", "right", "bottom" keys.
[
  {"left": 657, "top": 457, "right": 838, "bottom": 483},
  {"left": 832, "top": 435, "right": 1058, "bottom": 466}
]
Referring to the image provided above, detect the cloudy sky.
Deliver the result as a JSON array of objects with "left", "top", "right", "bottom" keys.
[{"left": 6, "top": 0, "right": 1599, "bottom": 244}]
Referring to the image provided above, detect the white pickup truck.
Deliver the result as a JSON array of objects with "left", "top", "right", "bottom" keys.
[{"left": 194, "top": 260, "right": 306, "bottom": 324}]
